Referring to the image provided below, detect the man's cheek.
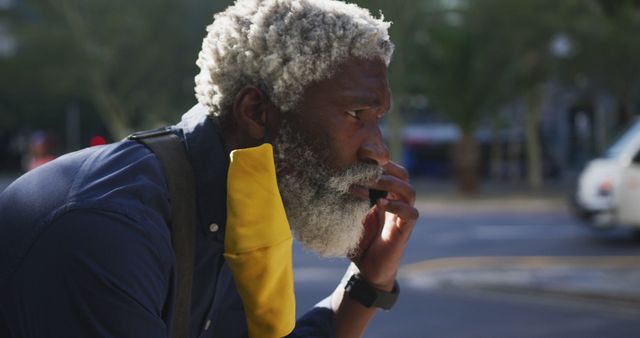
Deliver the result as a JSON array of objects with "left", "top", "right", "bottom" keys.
[{"left": 321, "top": 140, "right": 355, "bottom": 172}]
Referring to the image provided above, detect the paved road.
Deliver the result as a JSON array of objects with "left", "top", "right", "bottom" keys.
[{"left": 293, "top": 200, "right": 640, "bottom": 338}]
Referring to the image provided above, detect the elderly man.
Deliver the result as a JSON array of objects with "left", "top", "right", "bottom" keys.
[{"left": 0, "top": 0, "right": 418, "bottom": 337}]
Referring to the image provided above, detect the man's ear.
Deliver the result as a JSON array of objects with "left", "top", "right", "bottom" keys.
[{"left": 232, "top": 86, "right": 269, "bottom": 144}]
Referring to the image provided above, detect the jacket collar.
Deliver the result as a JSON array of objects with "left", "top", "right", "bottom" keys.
[{"left": 175, "top": 104, "right": 229, "bottom": 240}]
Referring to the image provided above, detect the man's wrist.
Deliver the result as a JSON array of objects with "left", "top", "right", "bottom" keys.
[
  {"left": 341, "top": 263, "right": 396, "bottom": 291},
  {"left": 344, "top": 273, "right": 399, "bottom": 310},
  {"left": 358, "top": 272, "right": 395, "bottom": 292}
]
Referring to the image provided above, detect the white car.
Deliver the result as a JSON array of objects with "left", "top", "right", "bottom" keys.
[{"left": 574, "top": 120, "right": 640, "bottom": 230}]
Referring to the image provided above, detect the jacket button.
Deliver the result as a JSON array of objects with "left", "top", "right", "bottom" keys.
[{"left": 209, "top": 223, "right": 219, "bottom": 233}]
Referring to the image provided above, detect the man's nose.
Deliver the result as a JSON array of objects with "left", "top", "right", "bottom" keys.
[{"left": 358, "top": 127, "right": 390, "bottom": 166}]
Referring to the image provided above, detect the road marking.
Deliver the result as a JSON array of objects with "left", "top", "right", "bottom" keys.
[
  {"left": 435, "top": 285, "right": 640, "bottom": 319},
  {"left": 293, "top": 256, "right": 640, "bottom": 281},
  {"left": 400, "top": 255, "right": 640, "bottom": 276},
  {"left": 400, "top": 255, "right": 640, "bottom": 312}
]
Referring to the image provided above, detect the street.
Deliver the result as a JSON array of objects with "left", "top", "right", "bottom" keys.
[{"left": 293, "top": 198, "right": 640, "bottom": 338}]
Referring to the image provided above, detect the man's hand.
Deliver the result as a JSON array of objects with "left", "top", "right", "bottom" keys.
[
  {"left": 352, "top": 161, "right": 419, "bottom": 291},
  {"left": 330, "top": 162, "right": 418, "bottom": 338}
]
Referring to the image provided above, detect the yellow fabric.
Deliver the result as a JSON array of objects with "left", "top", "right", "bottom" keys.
[{"left": 224, "top": 143, "right": 295, "bottom": 338}]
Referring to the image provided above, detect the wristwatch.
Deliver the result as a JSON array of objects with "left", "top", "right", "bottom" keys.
[{"left": 344, "top": 273, "right": 399, "bottom": 310}]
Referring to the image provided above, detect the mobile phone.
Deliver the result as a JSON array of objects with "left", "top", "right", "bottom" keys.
[{"left": 369, "top": 188, "right": 388, "bottom": 207}]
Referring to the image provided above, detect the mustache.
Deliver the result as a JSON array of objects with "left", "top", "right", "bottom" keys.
[{"left": 326, "top": 162, "right": 384, "bottom": 194}]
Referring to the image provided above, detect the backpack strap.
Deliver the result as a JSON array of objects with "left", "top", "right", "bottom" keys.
[{"left": 128, "top": 127, "right": 196, "bottom": 338}]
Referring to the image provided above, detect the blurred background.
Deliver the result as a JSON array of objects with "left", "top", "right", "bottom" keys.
[
  {"left": 2, "top": 0, "right": 640, "bottom": 337},
  {"left": 1, "top": 0, "right": 639, "bottom": 190}
]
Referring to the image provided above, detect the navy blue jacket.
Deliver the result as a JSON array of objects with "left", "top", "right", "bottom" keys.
[{"left": 0, "top": 105, "right": 335, "bottom": 338}]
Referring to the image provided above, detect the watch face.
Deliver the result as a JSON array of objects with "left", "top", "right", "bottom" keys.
[
  {"left": 346, "top": 275, "right": 376, "bottom": 307},
  {"left": 345, "top": 274, "right": 399, "bottom": 310}
]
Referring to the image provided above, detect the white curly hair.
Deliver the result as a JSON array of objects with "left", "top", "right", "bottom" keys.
[{"left": 194, "top": 0, "right": 394, "bottom": 119}]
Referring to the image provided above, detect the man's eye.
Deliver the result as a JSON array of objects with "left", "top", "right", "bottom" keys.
[{"left": 346, "top": 110, "right": 359, "bottom": 119}]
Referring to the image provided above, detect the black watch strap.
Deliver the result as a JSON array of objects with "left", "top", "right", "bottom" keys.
[{"left": 344, "top": 273, "right": 399, "bottom": 310}]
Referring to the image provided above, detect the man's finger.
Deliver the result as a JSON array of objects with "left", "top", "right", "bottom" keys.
[
  {"left": 378, "top": 198, "right": 419, "bottom": 222},
  {"left": 382, "top": 161, "right": 409, "bottom": 181},
  {"left": 371, "top": 175, "right": 416, "bottom": 204}
]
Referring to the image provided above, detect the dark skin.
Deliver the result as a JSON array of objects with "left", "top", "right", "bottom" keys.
[{"left": 224, "top": 57, "right": 418, "bottom": 338}]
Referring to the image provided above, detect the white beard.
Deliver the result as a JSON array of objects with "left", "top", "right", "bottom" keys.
[{"left": 274, "top": 122, "right": 382, "bottom": 257}]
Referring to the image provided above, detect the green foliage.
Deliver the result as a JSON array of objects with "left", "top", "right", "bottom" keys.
[
  {"left": 560, "top": 0, "right": 640, "bottom": 123},
  {"left": 357, "top": 0, "right": 640, "bottom": 129},
  {"left": 1, "top": 0, "right": 233, "bottom": 141},
  {"left": 416, "top": 9, "right": 511, "bottom": 133},
  {"left": 3, "top": 0, "right": 639, "bottom": 146}
]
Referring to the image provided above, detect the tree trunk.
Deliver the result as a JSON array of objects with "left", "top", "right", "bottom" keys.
[
  {"left": 616, "top": 88, "right": 634, "bottom": 129},
  {"left": 490, "top": 121, "right": 504, "bottom": 181},
  {"left": 454, "top": 132, "right": 480, "bottom": 193},
  {"left": 507, "top": 138, "right": 521, "bottom": 182},
  {"left": 525, "top": 89, "right": 543, "bottom": 190}
]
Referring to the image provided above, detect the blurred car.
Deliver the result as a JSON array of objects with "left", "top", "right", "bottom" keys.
[{"left": 573, "top": 120, "right": 640, "bottom": 230}]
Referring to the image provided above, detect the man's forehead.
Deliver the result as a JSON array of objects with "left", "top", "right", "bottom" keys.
[
  {"left": 338, "top": 73, "right": 389, "bottom": 106},
  {"left": 319, "top": 59, "right": 389, "bottom": 101},
  {"left": 333, "top": 70, "right": 388, "bottom": 89},
  {"left": 336, "top": 90, "right": 385, "bottom": 107},
  {"left": 332, "top": 59, "right": 388, "bottom": 84}
]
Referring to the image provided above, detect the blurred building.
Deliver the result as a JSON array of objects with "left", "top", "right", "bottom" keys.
[{"left": 401, "top": 86, "right": 633, "bottom": 182}]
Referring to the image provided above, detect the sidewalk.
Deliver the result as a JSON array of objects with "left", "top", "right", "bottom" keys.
[
  {"left": 400, "top": 256, "right": 640, "bottom": 308},
  {"left": 406, "top": 179, "right": 640, "bottom": 308},
  {"left": 414, "top": 176, "right": 571, "bottom": 198},
  {"left": 413, "top": 177, "right": 574, "bottom": 213}
]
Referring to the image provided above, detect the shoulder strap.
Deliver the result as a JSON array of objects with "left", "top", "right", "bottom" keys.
[{"left": 128, "top": 127, "right": 196, "bottom": 338}]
